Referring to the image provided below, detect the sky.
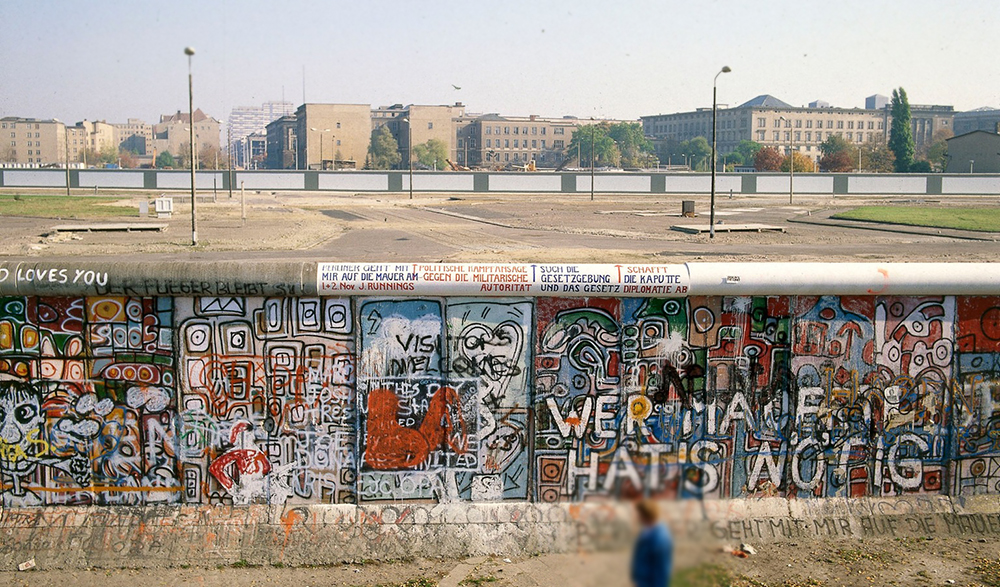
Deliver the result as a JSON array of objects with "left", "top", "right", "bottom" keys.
[{"left": 1, "top": 0, "right": 999, "bottom": 125}]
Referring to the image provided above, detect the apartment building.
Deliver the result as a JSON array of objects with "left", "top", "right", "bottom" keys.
[
  {"left": 152, "top": 109, "right": 221, "bottom": 161},
  {"left": 458, "top": 114, "right": 582, "bottom": 167},
  {"left": 295, "top": 103, "right": 372, "bottom": 169},
  {"left": 113, "top": 119, "right": 153, "bottom": 155},
  {"left": 371, "top": 103, "right": 467, "bottom": 168},
  {"left": 0, "top": 117, "right": 65, "bottom": 166}
]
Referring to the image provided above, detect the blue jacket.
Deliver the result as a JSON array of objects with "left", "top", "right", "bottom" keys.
[{"left": 631, "top": 523, "right": 673, "bottom": 587}]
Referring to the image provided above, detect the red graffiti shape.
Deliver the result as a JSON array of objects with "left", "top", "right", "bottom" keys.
[{"left": 365, "top": 386, "right": 466, "bottom": 470}]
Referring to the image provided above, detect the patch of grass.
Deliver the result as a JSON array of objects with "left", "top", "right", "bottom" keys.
[
  {"left": 973, "top": 557, "right": 1000, "bottom": 587},
  {"left": 831, "top": 206, "right": 1000, "bottom": 232},
  {"left": 0, "top": 194, "right": 138, "bottom": 219},
  {"left": 230, "top": 559, "right": 257, "bottom": 568},
  {"left": 271, "top": 561, "right": 285, "bottom": 568}
]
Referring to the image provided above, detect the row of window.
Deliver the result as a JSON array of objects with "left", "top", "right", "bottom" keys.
[
  {"left": 754, "top": 130, "right": 878, "bottom": 143},
  {"left": 484, "top": 125, "right": 562, "bottom": 135},
  {"left": 1, "top": 122, "right": 42, "bottom": 130},
  {"left": 9, "top": 141, "right": 42, "bottom": 147},
  {"left": 758, "top": 117, "right": 883, "bottom": 130},
  {"left": 484, "top": 138, "right": 550, "bottom": 150}
]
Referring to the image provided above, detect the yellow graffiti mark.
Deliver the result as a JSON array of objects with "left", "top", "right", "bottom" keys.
[{"left": 0, "top": 428, "right": 49, "bottom": 462}]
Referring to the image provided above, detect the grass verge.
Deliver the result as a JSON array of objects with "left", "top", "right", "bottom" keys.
[
  {"left": 0, "top": 194, "right": 137, "bottom": 219},
  {"left": 831, "top": 206, "right": 1000, "bottom": 232}
]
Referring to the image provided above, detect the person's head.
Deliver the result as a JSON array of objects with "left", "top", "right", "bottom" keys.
[{"left": 635, "top": 499, "right": 659, "bottom": 527}]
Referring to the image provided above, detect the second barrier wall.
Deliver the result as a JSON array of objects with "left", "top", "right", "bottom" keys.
[{"left": 1, "top": 262, "right": 999, "bottom": 510}]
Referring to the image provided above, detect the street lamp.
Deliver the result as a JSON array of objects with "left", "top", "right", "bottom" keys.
[
  {"left": 970, "top": 159, "right": 975, "bottom": 174},
  {"left": 710, "top": 65, "right": 731, "bottom": 239},
  {"left": 401, "top": 117, "right": 413, "bottom": 199},
  {"left": 779, "top": 115, "right": 794, "bottom": 205},
  {"left": 310, "top": 127, "right": 331, "bottom": 170},
  {"left": 185, "top": 46, "right": 197, "bottom": 246},
  {"left": 590, "top": 119, "right": 596, "bottom": 201}
]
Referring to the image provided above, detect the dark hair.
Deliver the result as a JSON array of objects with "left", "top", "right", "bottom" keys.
[{"left": 635, "top": 499, "right": 658, "bottom": 524}]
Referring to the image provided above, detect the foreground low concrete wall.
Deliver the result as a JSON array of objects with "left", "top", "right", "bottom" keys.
[{"left": 0, "top": 261, "right": 999, "bottom": 568}]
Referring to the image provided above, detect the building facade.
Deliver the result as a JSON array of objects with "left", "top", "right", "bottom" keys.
[
  {"left": 944, "top": 130, "right": 1000, "bottom": 173},
  {"left": 152, "top": 109, "right": 221, "bottom": 163},
  {"left": 0, "top": 117, "right": 65, "bottom": 167},
  {"left": 227, "top": 101, "right": 295, "bottom": 167},
  {"left": 642, "top": 95, "right": 887, "bottom": 164},
  {"left": 113, "top": 119, "right": 153, "bottom": 155},
  {"left": 265, "top": 115, "right": 298, "bottom": 169},
  {"left": 294, "top": 104, "right": 372, "bottom": 170},
  {"left": 954, "top": 107, "right": 1000, "bottom": 136}
]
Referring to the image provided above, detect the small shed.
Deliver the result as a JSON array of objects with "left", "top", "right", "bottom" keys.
[{"left": 945, "top": 129, "right": 1000, "bottom": 173}]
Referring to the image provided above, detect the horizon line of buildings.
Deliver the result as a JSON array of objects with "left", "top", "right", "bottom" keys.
[{"left": 3, "top": 93, "right": 1000, "bottom": 170}]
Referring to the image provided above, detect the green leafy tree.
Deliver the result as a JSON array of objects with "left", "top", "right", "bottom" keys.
[
  {"left": 732, "top": 140, "right": 762, "bottom": 167},
  {"left": 412, "top": 138, "right": 449, "bottom": 169},
  {"left": 606, "top": 122, "right": 653, "bottom": 167},
  {"left": 889, "top": 87, "right": 915, "bottom": 172},
  {"left": 99, "top": 144, "right": 119, "bottom": 166},
  {"left": 683, "top": 136, "right": 712, "bottom": 171},
  {"left": 569, "top": 124, "right": 620, "bottom": 167},
  {"left": 155, "top": 151, "right": 176, "bottom": 168},
  {"left": 754, "top": 146, "right": 783, "bottom": 171},
  {"left": 368, "top": 126, "right": 401, "bottom": 170},
  {"left": 909, "top": 160, "right": 932, "bottom": 173}
]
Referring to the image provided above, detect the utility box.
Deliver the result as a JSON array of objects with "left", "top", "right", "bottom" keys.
[
  {"left": 155, "top": 197, "right": 173, "bottom": 219},
  {"left": 138, "top": 200, "right": 149, "bottom": 217},
  {"left": 682, "top": 200, "right": 695, "bottom": 217}
]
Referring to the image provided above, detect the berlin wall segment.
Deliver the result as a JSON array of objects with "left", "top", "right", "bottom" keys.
[{"left": 1, "top": 261, "right": 1000, "bottom": 565}]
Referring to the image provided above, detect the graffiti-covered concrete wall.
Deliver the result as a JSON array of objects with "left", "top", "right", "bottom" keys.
[{"left": 3, "top": 291, "right": 999, "bottom": 508}]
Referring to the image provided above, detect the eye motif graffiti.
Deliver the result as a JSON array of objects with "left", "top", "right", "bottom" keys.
[{"left": 0, "top": 293, "right": 997, "bottom": 507}]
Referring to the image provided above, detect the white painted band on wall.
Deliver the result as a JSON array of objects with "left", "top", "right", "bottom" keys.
[
  {"left": 317, "top": 262, "right": 1000, "bottom": 297},
  {"left": 317, "top": 262, "right": 689, "bottom": 297}
]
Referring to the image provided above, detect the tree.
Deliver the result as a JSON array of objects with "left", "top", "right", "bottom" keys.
[
  {"left": 118, "top": 149, "right": 139, "bottom": 169},
  {"left": 781, "top": 151, "right": 816, "bottom": 172},
  {"left": 860, "top": 139, "right": 895, "bottom": 173},
  {"left": 889, "top": 87, "right": 915, "bottom": 173},
  {"left": 754, "top": 146, "right": 783, "bottom": 171},
  {"left": 820, "top": 150, "right": 855, "bottom": 172},
  {"left": 155, "top": 151, "right": 176, "bottom": 168},
  {"left": 569, "top": 124, "right": 620, "bottom": 167},
  {"left": 412, "top": 138, "right": 449, "bottom": 169},
  {"left": 368, "top": 126, "right": 401, "bottom": 170},
  {"left": 683, "top": 136, "right": 712, "bottom": 171},
  {"left": 198, "top": 145, "right": 224, "bottom": 169},
  {"left": 909, "top": 160, "right": 932, "bottom": 173},
  {"left": 819, "top": 134, "right": 857, "bottom": 172},
  {"left": 921, "top": 128, "right": 953, "bottom": 172},
  {"left": 177, "top": 142, "right": 194, "bottom": 169},
  {"left": 732, "top": 140, "right": 762, "bottom": 167},
  {"left": 606, "top": 122, "right": 653, "bottom": 168}
]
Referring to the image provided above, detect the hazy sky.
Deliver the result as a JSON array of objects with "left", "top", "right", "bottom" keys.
[{"left": 1, "top": 0, "right": 998, "bottom": 125}]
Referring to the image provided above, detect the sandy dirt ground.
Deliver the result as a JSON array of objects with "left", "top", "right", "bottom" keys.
[
  {"left": 0, "top": 188, "right": 997, "bottom": 262},
  {"left": 0, "top": 536, "right": 998, "bottom": 587}
]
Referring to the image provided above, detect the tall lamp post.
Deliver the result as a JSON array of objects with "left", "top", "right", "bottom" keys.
[
  {"left": 710, "top": 65, "right": 731, "bottom": 239},
  {"left": 590, "top": 120, "right": 596, "bottom": 201},
  {"left": 184, "top": 46, "right": 197, "bottom": 246},
  {"left": 402, "top": 118, "right": 413, "bottom": 199},
  {"left": 779, "top": 115, "right": 794, "bottom": 204},
  {"left": 310, "top": 127, "right": 331, "bottom": 169}
]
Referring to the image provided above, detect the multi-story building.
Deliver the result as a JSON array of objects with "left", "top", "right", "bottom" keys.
[
  {"left": 294, "top": 103, "right": 372, "bottom": 170},
  {"left": 945, "top": 130, "right": 1000, "bottom": 173},
  {"left": 152, "top": 109, "right": 221, "bottom": 162},
  {"left": 643, "top": 95, "right": 887, "bottom": 163},
  {"left": 906, "top": 104, "right": 954, "bottom": 150},
  {"left": 235, "top": 133, "right": 267, "bottom": 169},
  {"left": 370, "top": 103, "right": 467, "bottom": 168},
  {"left": 113, "top": 119, "right": 153, "bottom": 155},
  {"left": 459, "top": 113, "right": 583, "bottom": 168},
  {"left": 227, "top": 101, "right": 295, "bottom": 167},
  {"left": 265, "top": 115, "right": 297, "bottom": 169},
  {"left": 953, "top": 107, "right": 1000, "bottom": 136},
  {"left": 0, "top": 117, "right": 65, "bottom": 167}
]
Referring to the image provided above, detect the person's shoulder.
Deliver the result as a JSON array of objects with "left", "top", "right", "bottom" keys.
[{"left": 653, "top": 523, "right": 673, "bottom": 543}]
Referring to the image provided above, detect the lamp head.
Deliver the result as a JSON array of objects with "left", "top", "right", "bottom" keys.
[
  {"left": 721, "top": 66, "right": 731, "bottom": 73},
  {"left": 184, "top": 47, "right": 195, "bottom": 56}
]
